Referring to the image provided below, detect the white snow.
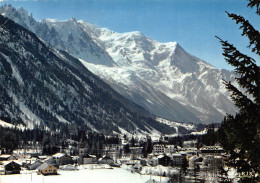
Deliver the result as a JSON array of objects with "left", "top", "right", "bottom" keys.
[
  {"left": 7, "top": 92, "right": 42, "bottom": 129},
  {"left": 0, "top": 167, "right": 169, "bottom": 183},
  {"left": 156, "top": 117, "right": 195, "bottom": 131},
  {"left": 190, "top": 128, "right": 208, "bottom": 135},
  {"left": 0, "top": 119, "right": 26, "bottom": 131}
]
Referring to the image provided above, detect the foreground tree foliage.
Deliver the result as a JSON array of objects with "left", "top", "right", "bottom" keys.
[{"left": 217, "top": 0, "right": 260, "bottom": 182}]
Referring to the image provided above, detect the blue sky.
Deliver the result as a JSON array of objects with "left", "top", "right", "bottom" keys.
[{"left": 0, "top": 0, "right": 259, "bottom": 70}]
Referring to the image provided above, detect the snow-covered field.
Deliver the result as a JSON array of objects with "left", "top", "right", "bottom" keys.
[{"left": 0, "top": 167, "right": 169, "bottom": 183}]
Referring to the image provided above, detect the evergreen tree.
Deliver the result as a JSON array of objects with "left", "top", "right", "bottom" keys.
[{"left": 217, "top": 0, "right": 260, "bottom": 182}]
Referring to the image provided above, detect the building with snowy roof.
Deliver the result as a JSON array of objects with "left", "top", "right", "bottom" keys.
[
  {"left": 52, "top": 153, "right": 74, "bottom": 166},
  {"left": 37, "top": 162, "right": 57, "bottom": 175},
  {"left": 172, "top": 153, "right": 186, "bottom": 166},
  {"left": 0, "top": 154, "right": 18, "bottom": 162},
  {"left": 82, "top": 154, "right": 97, "bottom": 164},
  {"left": 2, "top": 161, "right": 21, "bottom": 175},
  {"left": 98, "top": 155, "right": 115, "bottom": 165},
  {"left": 199, "top": 145, "right": 225, "bottom": 156}
]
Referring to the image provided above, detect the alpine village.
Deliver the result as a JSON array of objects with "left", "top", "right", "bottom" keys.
[{"left": 0, "top": 0, "right": 259, "bottom": 183}]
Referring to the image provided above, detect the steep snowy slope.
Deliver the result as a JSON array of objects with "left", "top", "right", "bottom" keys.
[
  {"left": 79, "top": 22, "right": 237, "bottom": 123},
  {"left": 0, "top": 14, "right": 177, "bottom": 135},
  {"left": 0, "top": 5, "right": 237, "bottom": 124}
]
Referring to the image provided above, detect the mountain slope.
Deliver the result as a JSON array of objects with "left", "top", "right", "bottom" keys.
[
  {"left": 0, "top": 5, "right": 237, "bottom": 124},
  {"left": 79, "top": 23, "right": 237, "bottom": 124},
  {"left": 0, "top": 14, "right": 176, "bottom": 135}
]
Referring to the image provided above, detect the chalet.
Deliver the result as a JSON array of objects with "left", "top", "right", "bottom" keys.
[
  {"left": 184, "top": 148, "right": 198, "bottom": 158},
  {"left": 52, "top": 153, "right": 74, "bottom": 166},
  {"left": 82, "top": 154, "right": 97, "bottom": 164},
  {"left": 60, "top": 164, "right": 77, "bottom": 171},
  {"left": 98, "top": 155, "right": 114, "bottom": 165},
  {"left": 38, "top": 155, "right": 48, "bottom": 161},
  {"left": 158, "top": 155, "right": 172, "bottom": 166},
  {"left": 37, "top": 162, "right": 57, "bottom": 175},
  {"left": 172, "top": 153, "right": 186, "bottom": 166},
  {"left": 199, "top": 145, "right": 225, "bottom": 156},
  {"left": 28, "top": 161, "right": 42, "bottom": 170},
  {"left": 103, "top": 144, "right": 120, "bottom": 161},
  {"left": 202, "top": 155, "right": 223, "bottom": 168},
  {"left": 0, "top": 154, "right": 17, "bottom": 161},
  {"left": 3, "top": 161, "right": 21, "bottom": 175}
]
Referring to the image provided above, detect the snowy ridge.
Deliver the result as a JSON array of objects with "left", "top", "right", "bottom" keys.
[
  {"left": 0, "top": 119, "right": 26, "bottom": 131},
  {"left": 79, "top": 22, "right": 237, "bottom": 123}
]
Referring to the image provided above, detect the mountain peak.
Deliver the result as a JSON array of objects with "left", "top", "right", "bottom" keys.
[
  {"left": 0, "top": 5, "right": 237, "bottom": 124},
  {"left": 127, "top": 31, "right": 144, "bottom": 37},
  {"left": 0, "top": 6, "right": 117, "bottom": 67},
  {"left": 0, "top": 4, "right": 28, "bottom": 19}
]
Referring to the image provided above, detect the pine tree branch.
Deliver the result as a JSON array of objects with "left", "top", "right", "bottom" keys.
[
  {"left": 217, "top": 2, "right": 260, "bottom": 181},
  {"left": 223, "top": 80, "right": 256, "bottom": 113},
  {"left": 247, "top": 0, "right": 260, "bottom": 15},
  {"left": 225, "top": 11, "right": 260, "bottom": 55},
  {"left": 216, "top": 37, "right": 259, "bottom": 101}
]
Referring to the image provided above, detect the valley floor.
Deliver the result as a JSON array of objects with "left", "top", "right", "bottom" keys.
[{"left": 0, "top": 166, "right": 169, "bottom": 183}]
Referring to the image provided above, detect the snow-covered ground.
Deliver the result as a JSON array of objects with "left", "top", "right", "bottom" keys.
[
  {"left": 0, "top": 167, "right": 169, "bottom": 183},
  {"left": 0, "top": 119, "right": 26, "bottom": 131}
]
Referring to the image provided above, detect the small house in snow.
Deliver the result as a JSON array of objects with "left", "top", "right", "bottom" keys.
[
  {"left": 37, "top": 162, "right": 57, "bottom": 175},
  {"left": 52, "top": 153, "right": 74, "bottom": 166},
  {"left": 3, "top": 161, "right": 21, "bottom": 175},
  {"left": 98, "top": 155, "right": 114, "bottom": 165},
  {"left": 60, "top": 164, "right": 78, "bottom": 171},
  {"left": 28, "top": 161, "right": 42, "bottom": 170},
  {"left": 82, "top": 154, "right": 97, "bottom": 164},
  {"left": 158, "top": 155, "right": 172, "bottom": 166},
  {"left": 0, "top": 154, "right": 17, "bottom": 161}
]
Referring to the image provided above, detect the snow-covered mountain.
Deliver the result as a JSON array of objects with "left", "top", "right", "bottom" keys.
[
  {"left": 0, "top": 14, "right": 179, "bottom": 135},
  {"left": 79, "top": 22, "right": 237, "bottom": 124},
  {"left": 0, "top": 5, "right": 115, "bottom": 67},
  {"left": 81, "top": 27, "right": 237, "bottom": 123},
  {"left": 0, "top": 5, "right": 237, "bottom": 124}
]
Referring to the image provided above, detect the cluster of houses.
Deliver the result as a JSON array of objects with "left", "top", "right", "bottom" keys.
[
  {"left": 118, "top": 143, "right": 225, "bottom": 177},
  {"left": 0, "top": 152, "right": 116, "bottom": 176},
  {"left": 0, "top": 137, "right": 226, "bottom": 178}
]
